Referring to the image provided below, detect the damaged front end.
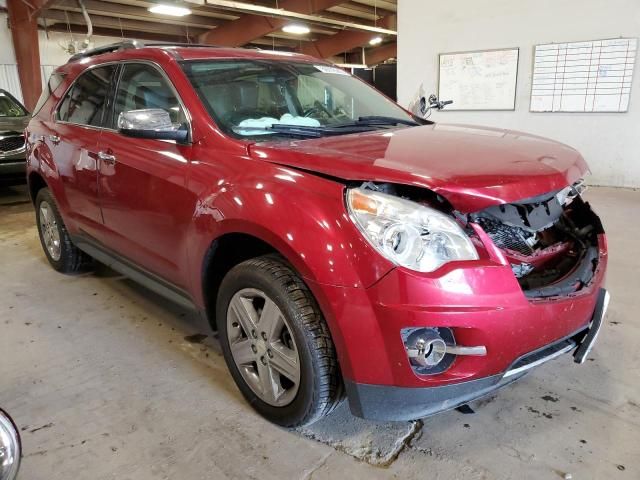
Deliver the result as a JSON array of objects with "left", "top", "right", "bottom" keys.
[{"left": 469, "top": 180, "right": 604, "bottom": 298}]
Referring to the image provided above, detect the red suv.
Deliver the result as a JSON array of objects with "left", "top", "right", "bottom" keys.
[{"left": 25, "top": 42, "right": 609, "bottom": 427}]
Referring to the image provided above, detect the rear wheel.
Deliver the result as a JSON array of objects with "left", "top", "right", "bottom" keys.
[
  {"left": 216, "top": 255, "right": 343, "bottom": 427},
  {"left": 35, "top": 188, "right": 92, "bottom": 273}
]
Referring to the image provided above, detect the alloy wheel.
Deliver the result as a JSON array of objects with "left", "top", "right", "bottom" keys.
[
  {"left": 39, "top": 201, "right": 62, "bottom": 261},
  {"left": 226, "top": 288, "right": 301, "bottom": 407}
]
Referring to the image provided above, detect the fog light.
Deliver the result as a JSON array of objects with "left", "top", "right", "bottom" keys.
[
  {"left": 402, "top": 328, "right": 488, "bottom": 376},
  {"left": 402, "top": 327, "right": 456, "bottom": 375}
]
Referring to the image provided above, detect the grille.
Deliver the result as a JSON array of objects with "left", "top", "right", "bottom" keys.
[
  {"left": 0, "top": 135, "right": 25, "bottom": 153},
  {"left": 477, "top": 218, "right": 535, "bottom": 256}
]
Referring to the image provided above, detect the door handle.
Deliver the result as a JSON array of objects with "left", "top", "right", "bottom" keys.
[
  {"left": 48, "top": 134, "right": 60, "bottom": 145},
  {"left": 98, "top": 151, "right": 116, "bottom": 164}
]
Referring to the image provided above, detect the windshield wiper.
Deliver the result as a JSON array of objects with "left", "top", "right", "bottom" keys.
[
  {"left": 234, "top": 123, "right": 378, "bottom": 138},
  {"left": 233, "top": 125, "right": 324, "bottom": 138},
  {"left": 353, "top": 116, "right": 420, "bottom": 127}
]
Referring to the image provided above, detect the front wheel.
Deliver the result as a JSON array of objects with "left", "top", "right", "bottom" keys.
[{"left": 216, "top": 255, "right": 343, "bottom": 427}]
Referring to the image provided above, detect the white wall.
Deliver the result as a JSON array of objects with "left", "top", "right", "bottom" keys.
[
  {"left": 0, "top": 12, "right": 131, "bottom": 102},
  {"left": 398, "top": 0, "right": 640, "bottom": 188}
]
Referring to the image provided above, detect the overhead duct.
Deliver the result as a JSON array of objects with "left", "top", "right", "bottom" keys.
[{"left": 77, "top": 0, "right": 93, "bottom": 50}]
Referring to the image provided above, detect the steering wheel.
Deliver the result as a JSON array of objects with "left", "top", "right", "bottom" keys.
[{"left": 303, "top": 100, "right": 331, "bottom": 118}]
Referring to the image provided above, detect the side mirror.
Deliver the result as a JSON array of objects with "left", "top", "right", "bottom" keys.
[
  {"left": 117, "top": 109, "right": 189, "bottom": 143},
  {"left": 418, "top": 95, "right": 453, "bottom": 117},
  {"left": 0, "top": 409, "right": 21, "bottom": 480},
  {"left": 419, "top": 96, "right": 428, "bottom": 115}
]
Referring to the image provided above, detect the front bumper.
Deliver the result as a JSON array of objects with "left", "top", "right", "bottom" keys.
[
  {"left": 345, "top": 289, "right": 608, "bottom": 420},
  {"left": 307, "top": 233, "right": 607, "bottom": 420}
]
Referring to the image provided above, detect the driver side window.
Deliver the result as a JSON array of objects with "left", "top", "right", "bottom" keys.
[{"left": 112, "top": 63, "right": 187, "bottom": 129}]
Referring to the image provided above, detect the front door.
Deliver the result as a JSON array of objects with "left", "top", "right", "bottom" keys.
[{"left": 97, "top": 62, "right": 194, "bottom": 289}]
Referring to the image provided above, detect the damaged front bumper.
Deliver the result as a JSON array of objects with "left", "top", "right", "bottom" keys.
[
  {"left": 345, "top": 289, "right": 609, "bottom": 421},
  {"left": 308, "top": 186, "right": 608, "bottom": 422}
]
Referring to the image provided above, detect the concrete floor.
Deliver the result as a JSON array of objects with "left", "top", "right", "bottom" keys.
[{"left": 1, "top": 184, "right": 638, "bottom": 480}]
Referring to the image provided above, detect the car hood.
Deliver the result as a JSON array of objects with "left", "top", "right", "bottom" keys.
[
  {"left": 249, "top": 123, "right": 588, "bottom": 212},
  {"left": 0, "top": 116, "right": 29, "bottom": 134}
]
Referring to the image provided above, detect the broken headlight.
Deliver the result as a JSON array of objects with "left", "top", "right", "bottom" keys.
[{"left": 347, "top": 188, "right": 478, "bottom": 272}]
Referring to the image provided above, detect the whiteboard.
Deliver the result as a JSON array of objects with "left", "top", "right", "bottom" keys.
[
  {"left": 438, "top": 48, "right": 519, "bottom": 110},
  {"left": 530, "top": 38, "right": 637, "bottom": 113}
]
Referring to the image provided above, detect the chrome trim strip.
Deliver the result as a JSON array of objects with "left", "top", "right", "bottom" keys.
[
  {"left": 503, "top": 342, "right": 575, "bottom": 378},
  {"left": 0, "top": 145, "right": 26, "bottom": 156},
  {"left": 438, "top": 344, "right": 487, "bottom": 356}
]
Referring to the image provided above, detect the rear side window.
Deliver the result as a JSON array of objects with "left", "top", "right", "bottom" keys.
[
  {"left": 57, "top": 65, "right": 117, "bottom": 127},
  {"left": 33, "top": 73, "right": 65, "bottom": 116}
]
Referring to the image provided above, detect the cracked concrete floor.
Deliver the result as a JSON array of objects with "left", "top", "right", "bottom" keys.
[{"left": 1, "top": 185, "right": 639, "bottom": 479}]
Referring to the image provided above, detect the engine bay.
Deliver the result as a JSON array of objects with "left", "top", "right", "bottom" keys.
[{"left": 470, "top": 181, "right": 604, "bottom": 298}]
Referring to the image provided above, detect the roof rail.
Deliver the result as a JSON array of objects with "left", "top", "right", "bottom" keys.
[
  {"left": 66, "top": 41, "right": 264, "bottom": 63},
  {"left": 67, "top": 40, "right": 143, "bottom": 63}
]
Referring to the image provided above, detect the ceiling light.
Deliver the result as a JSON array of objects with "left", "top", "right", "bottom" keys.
[
  {"left": 148, "top": 4, "right": 192, "bottom": 16},
  {"left": 335, "top": 63, "right": 369, "bottom": 69},
  {"left": 369, "top": 36, "right": 383, "bottom": 46},
  {"left": 282, "top": 24, "right": 311, "bottom": 35}
]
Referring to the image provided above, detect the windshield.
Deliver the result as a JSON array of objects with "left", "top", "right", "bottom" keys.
[
  {"left": 0, "top": 92, "right": 27, "bottom": 117},
  {"left": 181, "top": 59, "right": 416, "bottom": 138}
]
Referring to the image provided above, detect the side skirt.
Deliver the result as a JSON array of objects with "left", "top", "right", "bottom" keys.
[{"left": 72, "top": 234, "right": 199, "bottom": 312}]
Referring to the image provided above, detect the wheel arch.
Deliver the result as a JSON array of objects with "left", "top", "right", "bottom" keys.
[
  {"left": 27, "top": 170, "right": 48, "bottom": 204},
  {"left": 201, "top": 231, "right": 279, "bottom": 328}
]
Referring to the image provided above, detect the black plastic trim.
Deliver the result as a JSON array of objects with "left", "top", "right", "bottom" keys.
[
  {"left": 344, "top": 372, "right": 525, "bottom": 421},
  {"left": 71, "top": 233, "right": 197, "bottom": 311}
]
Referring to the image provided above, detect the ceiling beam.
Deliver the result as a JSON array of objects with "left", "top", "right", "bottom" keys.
[
  {"left": 43, "top": 23, "right": 197, "bottom": 44},
  {"left": 199, "top": 0, "right": 346, "bottom": 46},
  {"left": 326, "top": 1, "right": 395, "bottom": 21},
  {"left": 364, "top": 42, "right": 396, "bottom": 65},
  {"left": 299, "top": 14, "right": 395, "bottom": 59},
  {"left": 41, "top": 9, "right": 207, "bottom": 37},
  {"left": 48, "top": 0, "right": 224, "bottom": 29}
]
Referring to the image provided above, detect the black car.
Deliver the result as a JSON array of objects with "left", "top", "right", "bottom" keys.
[{"left": 0, "top": 89, "right": 30, "bottom": 185}]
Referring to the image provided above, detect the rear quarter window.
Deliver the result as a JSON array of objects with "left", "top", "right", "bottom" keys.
[
  {"left": 57, "top": 65, "right": 117, "bottom": 127},
  {"left": 33, "top": 73, "right": 66, "bottom": 116}
]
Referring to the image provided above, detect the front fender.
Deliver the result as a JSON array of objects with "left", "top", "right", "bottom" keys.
[{"left": 186, "top": 160, "right": 393, "bottom": 306}]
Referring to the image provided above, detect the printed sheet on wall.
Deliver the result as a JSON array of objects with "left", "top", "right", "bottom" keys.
[
  {"left": 438, "top": 48, "right": 519, "bottom": 110},
  {"left": 530, "top": 38, "right": 637, "bottom": 113}
]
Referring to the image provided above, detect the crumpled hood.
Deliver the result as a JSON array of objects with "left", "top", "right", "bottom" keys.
[
  {"left": 249, "top": 123, "right": 588, "bottom": 212},
  {"left": 0, "top": 116, "right": 29, "bottom": 134}
]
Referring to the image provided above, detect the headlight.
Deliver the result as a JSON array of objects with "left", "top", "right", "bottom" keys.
[{"left": 347, "top": 187, "right": 478, "bottom": 272}]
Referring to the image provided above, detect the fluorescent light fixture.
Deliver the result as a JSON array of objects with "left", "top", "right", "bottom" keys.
[
  {"left": 148, "top": 4, "right": 192, "bottom": 16},
  {"left": 282, "top": 24, "right": 311, "bottom": 35},
  {"left": 369, "top": 36, "right": 383, "bottom": 46},
  {"left": 335, "top": 63, "right": 369, "bottom": 69}
]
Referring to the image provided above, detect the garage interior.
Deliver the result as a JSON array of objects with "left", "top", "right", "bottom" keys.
[{"left": 1, "top": 0, "right": 639, "bottom": 479}]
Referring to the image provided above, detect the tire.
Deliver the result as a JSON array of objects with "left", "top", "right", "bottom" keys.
[
  {"left": 35, "top": 188, "right": 92, "bottom": 273},
  {"left": 216, "top": 254, "right": 343, "bottom": 427}
]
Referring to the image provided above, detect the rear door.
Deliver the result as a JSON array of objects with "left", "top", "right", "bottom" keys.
[
  {"left": 96, "top": 62, "right": 194, "bottom": 288},
  {"left": 50, "top": 64, "right": 118, "bottom": 234}
]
